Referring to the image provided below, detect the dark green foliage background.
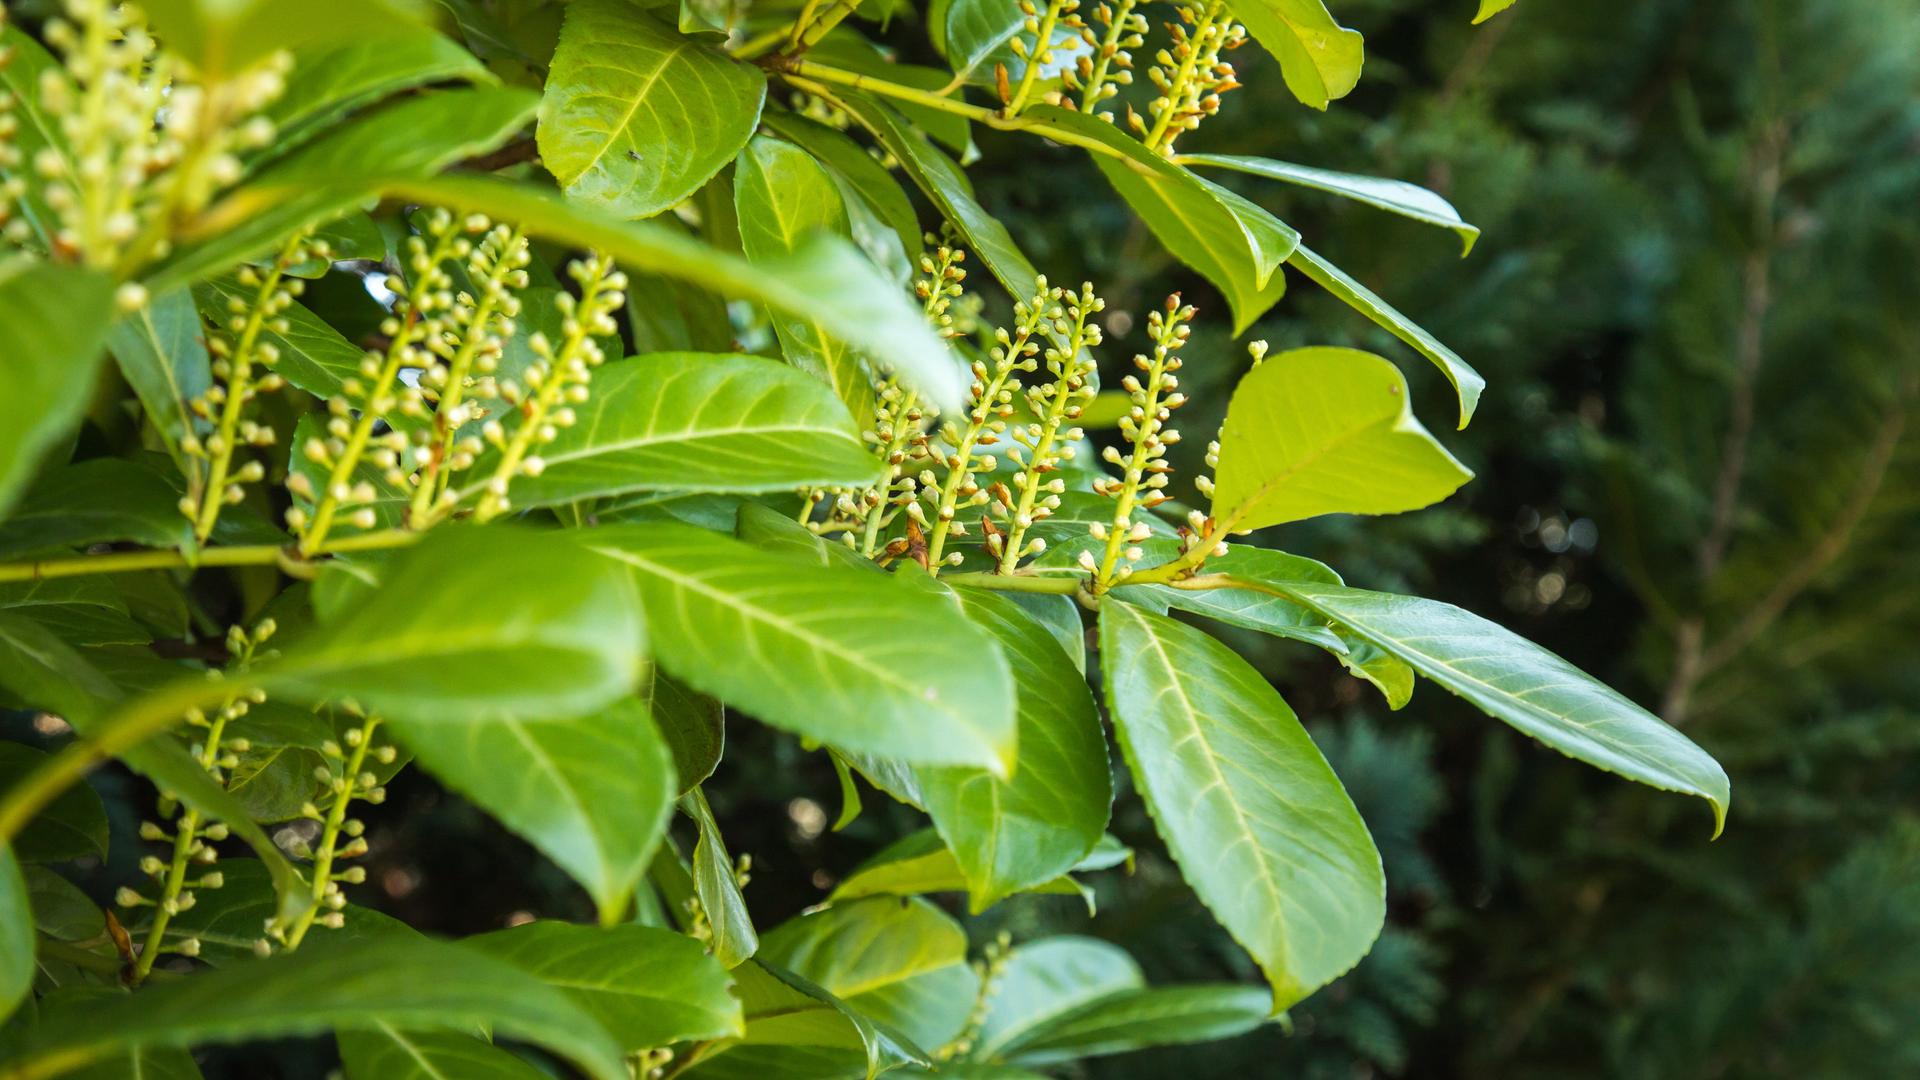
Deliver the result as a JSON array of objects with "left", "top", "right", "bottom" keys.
[{"left": 34, "top": 0, "right": 1917, "bottom": 1076}]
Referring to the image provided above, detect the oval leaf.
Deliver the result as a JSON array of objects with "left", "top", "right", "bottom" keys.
[
  {"left": 465, "top": 353, "right": 882, "bottom": 509},
  {"left": 339, "top": 1026, "right": 547, "bottom": 1080},
  {"left": 587, "top": 523, "right": 1017, "bottom": 774},
  {"left": 393, "top": 699, "right": 673, "bottom": 921},
  {"left": 267, "top": 527, "right": 645, "bottom": 723},
  {"left": 1098, "top": 600, "right": 1385, "bottom": 1011},
  {"left": 1237, "top": 579, "right": 1733, "bottom": 834},
  {"left": 1211, "top": 347, "right": 1471, "bottom": 530},
  {"left": 0, "top": 258, "right": 115, "bottom": 518},
  {"left": 539, "top": 0, "right": 765, "bottom": 219},
  {"left": 1222, "top": 0, "right": 1364, "bottom": 110}
]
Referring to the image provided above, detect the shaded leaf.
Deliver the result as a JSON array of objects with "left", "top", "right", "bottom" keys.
[
  {"left": 104, "top": 289, "right": 213, "bottom": 474},
  {"left": 0, "top": 744, "right": 107, "bottom": 863},
  {"left": 972, "top": 936, "right": 1144, "bottom": 1060},
  {"left": 647, "top": 669, "right": 724, "bottom": 796},
  {"left": 996, "top": 984, "right": 1271, "bottom": 1064},
  {"left": 684, "top": 788, "right": 757, "bottom": 968},
  {"left": 0, "top": 258, "right": 115, "bottom": 518},
  {"left": 760, "top": 897, "right": 977, "bottom": 1051},
  {"left": 339, "top": 1025, "right": 547, "bottom": 1080}
]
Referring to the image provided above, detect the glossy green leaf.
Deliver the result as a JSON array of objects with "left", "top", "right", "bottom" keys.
[
  {"left": 0, "top": 459, "right": 189, "bottom": 559},
  {"left": 1223, "top": 0, "right": 1364, "bottom": 110},
  {"left": 760, "top": 897, "right": 978, "bottom": 1051},
  {"left": 1182, "top": 154, "right": 1480, "bottom": 254},
  {"left": 588, "top": 523, "right": 1016, "bottom": 773},
  {"left": 104, "top": 289, "right": 213, "bottom": 474},
  {"left": 728, "top": 959, "right": 931, "bottom": 1075},
  {"left": 62, "top": 1042, "right": 205, "bottom": 1080},
  {"left": 24, "top": 865, "right": 105, "bottom": 943},
  {"left": 367, "top": 175, "right": 966, "bottom": 411},
  {"left": 1211, "top": 347, "right": 1471, "bottom": 530},
  {"left": 465, "top": 353, "right": 882, "bottom": 509},
  {"left": 142, "top": 0, "right": 429, "bottom": 79},
  {"left": 647, "top": 669, "right": 724, "bottom": 795},
  {"left": 840, "top": 94, "right": 1042, "bottom": 300},
  {"left": 0, "top": 258, "right": 115, "bottom": 518},
  {"left": 266, "top": 29, "right": 494, "bottom": 155},
  {"left": 467, "top": 921, "right": 743, "bottom": 1049},
  {"left": 736, "top": 135, "right": 874, "bottom": 428},
  {"left": 761, "top": 112, "right": 922, "bottom": 268},
  {"left": 996, "top": 984, "right": 1271, "bottom": 1064},
  {"left": 0, "top": 576, "right": 148, "bottom": 648},
  {"left": 1098, "top": 601, "right": 1384, "bottom": 1010},
  {"left": 266, "top": 527, "right": 646, "bottom": 723},
  {"left": 734, "top": 501, "right": 878, "bottom": 573},
  {"left": 1147, "top": 548, "right": 1414, "bottom": 709},
  {"left": 1, "top": 844, "right": 29, "bottom": 1019},
  {"left": 150, "top": 86, "right": 539, "bottom": 293},
  {"left": 1026, "top": 106, "right": 1298, "bottom": 334},
  {"left": 395, "top": 699, "right": 673, "bottom": 921},
  {"left": 539, "top": 0, "right": 765, "bottom": 219},
  {"left": 1236, "top": 580, "right": 1733, "bottom": 834},
  {"left": 5, "top": 937, "right": 628, "bottom": 1080},
  {"left": 684, "top": 788, "right": 758, "bottom": 968},
  {"left": 339, "top": 1026, "right": 547, "bottom": 1080},
  {"left": 1287, "top": 243, "right": 1484, "bottom": 428},
  {"left": 916, "top": 582, "right": 1110, "bottom": 909},
  {"left": 0, "top": 744, "right": 107, "bottom": 864},
  {"left": 826, "top": 828, "right": 1091, "bottom": 907},
  {"left": 972, "top": 937, "right": 1144, "bottom": 1060}
]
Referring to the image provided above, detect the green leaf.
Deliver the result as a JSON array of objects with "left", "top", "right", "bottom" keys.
[
  {"left": 915, "top": 583, "right": 1110, "bottom": 909},
  {"left": 266, "top": 527, "right": 645, "bottom": 724},
  {"left": 734, "top": 501, "right": 878, "bottom": 573},
  {"left": 1142, "top": 548, "right": 1414, "bottom": 709},
  {"left": 0, "top": 459, "right": 189, "bottom": 560},
  {"left": 590, "top": 524, "right": 1016, "bottom": 772},
  {"left": 61, "top": 1042, "right": 204, "bottom": 1080},
  {"left": 647, "top": 669, "right": 724, "bottom": 796},
  {"left": 0, "top": 27, "right": 68, "bottom": 243},
  {"left": 141, "top": 0, "right": 429, "bottom": 79},
  {"left": 0, "top": 577, "right": 148, "bottom": 648},
  {"left": 0, "top": 258, "right": 115, "bottom": 519},
  {"left": 736, "top": 135, "right": 875, "bottom": 429},
  {"left": 105, "top": 290, "right": 213, "bottom": 475},
  {"left": 1474, "top": 0, "right": 1519, "bottom": 23},
  {"left": 266, "top": 29, "right": 495, "bottom": 156},
  {"left": 1232, "top": 580, "right": 1734, "bottom": 834},
  {"left": 195, "top": 278, "right": 367, "bottom": 404},
  {"left": 761, "top": 113, "right": 923, "bottom": 271},
  {"left": 1222, "top": 0, "right": 1364, "bottom": 110},
  {"left": 365, "top": 175, "right": 966, "bottom": 412},
  {"left": 1, "top": 844, "right": 29, "bottom": 1019},
  {"left": 839, "top": 94, "right": 1042, "bottom": 300},
  {"left": 467, "top": 921, "right": 744, "bottom": 1050},
  {"left": 0, "top": 744, "right": 107, "bottom": 863},
  {"left": 339, "top": 1026, "right": 547, "bottom": 1080},
  {"left": 151, "top": 86, "right": 539, "bottom": 293},
  {"left": 684, "top": 788, "right": 758, "bottom": 968},
  {"left": 972, "top": 936, "right": 1144, "bottom": 1060},
  {"left": 1098, "top": 601, "right": 1384, "bottom": 1011},
  {"left": 1181, "top": 154, "right": 1480, "bottom": 254},
  {"left": 1210, "top": 347, "right": 1471, "bottom": 530},
  {"left": 1025, "top": 105, "right": 1298, "bottom": 334},
  {"left": 465, "top": 353, "right": 883, "bottom": 509},
  {"left": 394, "top": 699, "right": 673, "bottom": 921},
  {"left": 760, "top": 897, "right": 978, "bottom": 1051},
  {"left": 728, "top": 959, "right": 931, "bottom": 1075},
  {"left": 996, "top": 985, "right": 1271, "bottom": 1065},
  {"left": 1287, "top": 243, "right": 1484, "bottom": 428},
  {"left": 826, "top": 828, "right": 1091, "bottom": 907},
  {"left": 539, "top": 0, "right": 766, "bottom": 219},
  {"left": 24, "top": 865, "right": 105, "bottom": 943},
  {"left": 6, "top": 937, "right": 629, "bottom": 1080}
]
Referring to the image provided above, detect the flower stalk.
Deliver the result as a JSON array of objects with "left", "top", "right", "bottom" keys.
[
  {"left": 1089, "top": 294, "right": 1192, "bottom": 588},
  {"left": 995, "top": 282, "right": 1102, "bottom": 572}
]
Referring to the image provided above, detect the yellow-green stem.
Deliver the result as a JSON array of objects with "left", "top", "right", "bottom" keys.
[
  {"left": 1095, "top": 364, "right": 1174, "bottom": 587},
  {"left": 0, "top": 527, "right": 421, "bottom": 584},
  {"left": 282, "top": 716, "right": 377, "bottom": 950},
  {"left": 193, "top": 233, "right": 303, "bottom": 544},
  {"left": 1079, "top": 0, "right": 1140, "bottom": 112},
  {"left": 130, "top": 702, "right": 229, "bottom": 983},
  {"left": 1142, "top": 0, "right": 1223, "bottom": 152},
  {"left": 1006, "top": 0, "right": 1067, "bottom": 115}
]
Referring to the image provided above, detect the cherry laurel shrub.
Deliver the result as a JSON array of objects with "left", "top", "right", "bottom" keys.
[{"left": 0, "top": 0, "right": 1728, "bottom": 1075}]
